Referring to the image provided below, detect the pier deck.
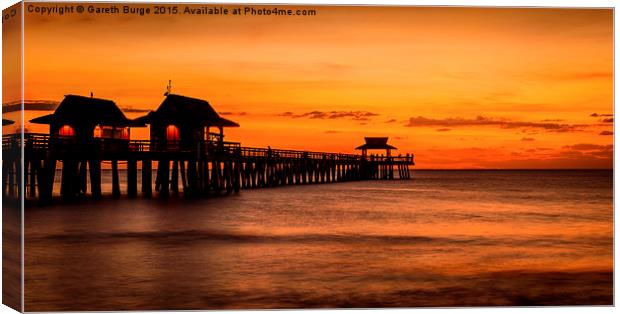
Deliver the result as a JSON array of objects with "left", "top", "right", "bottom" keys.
[{"left": 3, "top": 133, "right": 414, "bottom": 203}]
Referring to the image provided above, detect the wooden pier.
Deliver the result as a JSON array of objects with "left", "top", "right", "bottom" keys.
[
  {"left": 2, "top": 93, "right": 414, "bottom": 203},
  {"left": 2, "top": 133, "right": 414, "bottom": 203}
]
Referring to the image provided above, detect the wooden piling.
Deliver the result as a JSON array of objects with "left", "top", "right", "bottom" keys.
[
  {"left": 28, "top": 159, "right": 37, "bottom": 198},
  {"left": 2, "top": 160, "right": 9, "bottom": 197},
  {"left": 224, "top": 160, "right": 233, "bottom": 194},
  {"left": 186, "top": 160, "right": 197, "bottom": 197},
  {"left": 78, "top": 160, "right": 87, "bottom": 195},
  {"left": 211, "top": 160, "right": 220, "bottom": 194},
  {"left": 6, "top": 132, "right": 414, "bottom": 202},
  {"left": 127, "top": 159, "right": 137, "bottom": 198},
  {"left": 112, "top": 159, "right": 120, "bottom": 199},
  {"left": 89, "top": 159, "right": 102, "bottom": 199},
  {"left": 171, "top": 160, "right": 179, "bottom": 194},
  {"left": 60, "top": 159, "right": 78, "bottom": 200},
  {"left": 8, "top": 159, "right": 16, "bottom": 197},
  {"left": 180, "top": 161, "right": 187, "bottom": 193},
  {"left": 206, "top": 160, "right": 213, "bottom": 192},
  {"left": 197, "top": 159, "right": 204, "bottom": 193},
  {"left": 40, "top": 158, "right": 56, "bottom": 203},
  {"left": 158, "top": 159, "right": 170, "bottom": 198},
  {"left": 142, "top": 159, "right": 152, "bottom": 197}
]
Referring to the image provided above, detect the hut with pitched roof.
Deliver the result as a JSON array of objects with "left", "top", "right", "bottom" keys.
[
  {"left": 134, "top": 93, "right": 239, "bottom": 151},
  {"left": 356, "top": 137, "right": 397, "bottom": 157},
  {"left": 30, "top": 94, "right": 143, "bottom": 144},
  {"left": 29, "top": 94, "right": 145, "bottom": 200},
  {"left": 356, "top": 137, "right": 406, "bottom": 180},
  {"left": 133, "top": 93, "right": 240, "bottom": 197}
]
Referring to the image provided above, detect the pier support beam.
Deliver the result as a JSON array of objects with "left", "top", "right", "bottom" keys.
[
  {"left": 78, "top": 160, "right": 87, "bottom": 195},
  {"left": 89, "top": 159, "right": 102, "bottom": 199},
  {"left": 186, "top": 160, "right": 197, "bottom": 197},
  {"left": 212, "top": 160, "right": 221, "bottom": 194},
  {"left": 38, "top": 158, "right": 56, "bottom": 204},
  {"left": 171, "top": 160, "right": 179, "bottom": 194},
  {"left": 142, "top": 160, "right": 152, "bottom": 198},
  {"left": 158, "top": 159, "right": 170, "bottom": 198},
  {"left": 15, "top": 138, "right": 415, "bottom": 202},
  {"left": 60, "top": 159, "right": 79, "bottom": 200},
  {"left": 127, "top": 159, "right": 138, "bottom": 198},
  {"left": 112, "top": 159, "right": 120, "bottom": 199},
  {"left": 180, "top": 161, "right": 187, "bottom": 193},
  {"left": 28, "top": 159, "right": 38, "bottom": 198}
]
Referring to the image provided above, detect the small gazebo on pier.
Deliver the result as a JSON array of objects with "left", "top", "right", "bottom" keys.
[
  {"left": 29, "top": 94, "right": 143, "bottom": 144},
  {"left": 135, "top": 93, "right": 239, "bottom": 151},
  {"left": 355, "top": 137, "right": 411, "bottom": 180},
  {"left": 356, "top": 137, "right": 397, "bottom": 157}
]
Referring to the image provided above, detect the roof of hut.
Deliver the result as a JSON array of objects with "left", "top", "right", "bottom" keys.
[
  {"left": 30, "top": 95, "right": 142, "bottom": 127},
  {"left": 134, "top": 94, "right": 239, "bottom": 128},
  {"left": 2, "top": 119, "right": 14, "bottom": 126},
  {"left": 355, "top": 137, "right": 397, "bottom": 150}
]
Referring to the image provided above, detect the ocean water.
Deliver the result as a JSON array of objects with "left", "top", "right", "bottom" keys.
[{"left": 24, "top": 170, "right": 613, "bottom": 311}]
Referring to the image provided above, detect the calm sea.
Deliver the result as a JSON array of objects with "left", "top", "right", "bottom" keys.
[{"left": 24, "top": 170, "right": 613, "bottom": 311}]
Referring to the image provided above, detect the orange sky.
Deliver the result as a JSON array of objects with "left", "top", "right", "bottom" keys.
[{"left": 2, "top": 4, "right": 614, "bottom": 169}]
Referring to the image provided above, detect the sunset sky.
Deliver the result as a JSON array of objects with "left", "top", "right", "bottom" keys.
[{"left": 2, "top": 4, "right": 613, "bottom": 169}]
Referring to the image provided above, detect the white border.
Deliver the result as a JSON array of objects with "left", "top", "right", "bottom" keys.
[{"left": 0, "top": 0, "right": 616, "bottom": 314}]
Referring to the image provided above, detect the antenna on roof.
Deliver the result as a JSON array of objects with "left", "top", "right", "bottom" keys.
[{"left": 164, "top": 80, "right": 172, "bottom": 96}]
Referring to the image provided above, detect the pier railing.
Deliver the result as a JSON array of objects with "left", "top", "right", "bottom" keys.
[
  {"left": 3, "top": 133, "right": 414, "bottom": 164},
  {"left": 2, "top": 133, "right": 241, "bottom": 155},
  {"left": 238, "top": 146, "right": 412, "bottom": 163},
  {"left": 3, "top": 133, "right": 414, "bottom": 202}
]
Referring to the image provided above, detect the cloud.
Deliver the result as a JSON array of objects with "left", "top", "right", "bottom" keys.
[
  {"left": 588, "top": 113, "right": 613, "bottom": 124},
  {"left": 385, "top": 119, "right": 397, "bottom": 123},
  {"left": 298, "top": 111, "right": 328, "bottom": 119},
  {"left": 599, "top": 131, "right": 613, "bottom": 136},
  {"left": 404, "top": 115, "right": 586, "bottom": 132},
  {"left": 521, "top": 137, "right": 535, "bottom": 141},
  {"left": 279, "top": 110, "right": 379, "bottom": 121},
  {"left": 436, "top": 128, "right": 451, "bottom": 132},
  {"left": 219, "top": 111, "right": 248, "bottom": 116},
  {"left": 562, "top": 143, "right": 613, "bottom": 151},
  {"left": 324, "top": 130, "right": 341, "bottom": 134},
  {"left": 3, "top": 100, "right": 59, "bottom": 113},
  {"left": 2, "top": 100, "right": 151, "bottom": 114},
  {"left": 119, "top": 107, "right": 150, "bottom": 113},
  {"left": 591, "top": 113, "right": 614, "bottom": 117}
]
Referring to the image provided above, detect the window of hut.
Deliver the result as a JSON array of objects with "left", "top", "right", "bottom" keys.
[
  {"left": 166, "top": 125, "right": 180, "bottom": 142},
  {"left": 58, "top": 125, "right": 75, "bottom": 137},
  {"left": 93, "top": 125, "right": 103, "bottom": 138},
  {"left": 120, "top": 127, "right": 130, "bottom": 140}
]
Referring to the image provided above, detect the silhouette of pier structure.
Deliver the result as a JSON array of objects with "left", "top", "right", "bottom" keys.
[{"left": 2, "top": 93, "right": 414, "bottom": 203}]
